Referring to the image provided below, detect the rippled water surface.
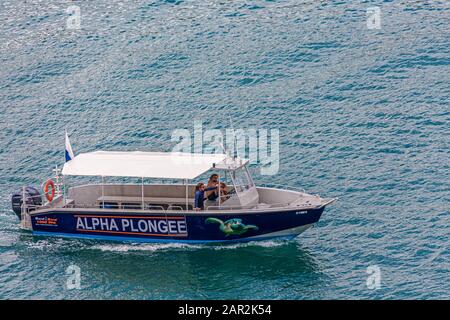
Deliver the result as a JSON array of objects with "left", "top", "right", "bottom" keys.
[{"left": 0, "top": 0, "right": 449, "bottom": 299}]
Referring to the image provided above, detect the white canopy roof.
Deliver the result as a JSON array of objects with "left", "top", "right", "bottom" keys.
[{"left": 61, "top": 151, "right": 245, "bottom": 179}]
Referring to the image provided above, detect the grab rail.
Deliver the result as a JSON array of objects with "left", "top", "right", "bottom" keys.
[
  {"left": 146, "top": 205, "right": 165, "bottom": 211},
  {"left": 206, "top": 202, "right": 291, "bottom": 211},
  {"left": 258, "top": 183, "right": 306, "bottom": 194},
  {"left": 167, "top": 205, "right": 184, "bottom": 211}
]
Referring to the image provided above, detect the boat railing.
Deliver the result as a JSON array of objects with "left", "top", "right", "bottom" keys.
[
  {"left": 21, "top": 203, "right": 43, "bottom": 211},
  {"left": 62, "top": 198, "right": 294, "bottom": 212},
  {"left": 259, "top": 183, "right": 306, "bottom": 194},
  {"left": 147, "top": 205, "right": 166, "bottom": 211},
  {"left": 167, "top": 205, "right": 184, "bottom": 211},
  {"left": 20, "top": 193, "right": 58, "bottom": 212},
  {"left": 63, "top": 202, "right": 193, "bottom": 212},
  {"left": 206, "top": 202, "right": 291, "bottom": 211},
  {"left": 64, "top": 202, "right": 168, "bottom": 211}
]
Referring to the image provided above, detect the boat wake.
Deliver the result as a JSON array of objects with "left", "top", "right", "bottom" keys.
[
  {"left": 90, "top": 239, "right": 290, "bottom": 253},
  {"left": 91, "top": 242, "right": 204, "bottom": 252},
  {"left": 17, "top": 230, "right": 293, "bottom": 253}
]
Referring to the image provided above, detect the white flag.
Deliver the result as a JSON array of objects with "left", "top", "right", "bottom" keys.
[{"left": 65, "top": 130, "right": 75, "bottom": 162}]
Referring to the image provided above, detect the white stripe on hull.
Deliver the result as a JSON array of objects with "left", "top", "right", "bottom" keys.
[{"left": 246, "top": 223, "right": 314, "bottom": 240}]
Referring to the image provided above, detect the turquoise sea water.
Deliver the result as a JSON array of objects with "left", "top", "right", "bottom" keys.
[{"left": 0, "top": 0, "right": 449, "bottom": 299}]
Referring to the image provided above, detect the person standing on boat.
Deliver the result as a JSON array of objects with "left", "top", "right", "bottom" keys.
[
  {"left": 205, "top": 174, "right": 219, "bottom": 201},
  {"left": 194, "top": 182, "right": 218, "bottom": 211}
]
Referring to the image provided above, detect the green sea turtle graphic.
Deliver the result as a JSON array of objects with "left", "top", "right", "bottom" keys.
[{"left": 205, "top": 218, "right": 259, "bottom": 236}]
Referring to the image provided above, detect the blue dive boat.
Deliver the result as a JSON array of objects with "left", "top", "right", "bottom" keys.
[{"left": 11, "top": 137, "right": 336, "bottom": 244}]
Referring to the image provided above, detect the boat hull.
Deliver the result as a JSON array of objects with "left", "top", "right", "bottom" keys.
[{"left": 29, "top": 207, "right": 325, "bottom": 244}]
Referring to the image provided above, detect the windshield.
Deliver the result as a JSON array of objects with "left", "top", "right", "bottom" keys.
[{"left": 231, "top": 166, "right": 254, "bottom": 193}]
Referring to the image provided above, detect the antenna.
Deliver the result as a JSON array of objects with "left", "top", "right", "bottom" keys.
[
  {"left": 228, "top": 115, "right": 237, "bottom": 159},
  {"left": 219, "top": 140, "right": 227, "bottom": 155},
  {"left": 218, "top": 137, "right": 232, "bottom": 168}
]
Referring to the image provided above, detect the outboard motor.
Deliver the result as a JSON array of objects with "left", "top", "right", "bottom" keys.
[{"left": 11, "top": 186, "right": 42, "bottom": 220}]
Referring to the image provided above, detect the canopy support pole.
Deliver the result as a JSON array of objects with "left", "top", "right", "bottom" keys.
[
  {"left": 141, "top": 177, "right": 144, "bottom": 210},
  {"left": 218, "top": 173, "right": 221, "bottom": 208},
  {"left": 63, "top": 175, "right": 66, "bottom": 205},
  {"left": 185, "top": 179, "right": 188, "bottom": 210},
  {"left": 101, "top": 176, "right": 105, "bottom": 209},
  {"left": 229, "top": 170, "right": 241, "bottom": 202}
]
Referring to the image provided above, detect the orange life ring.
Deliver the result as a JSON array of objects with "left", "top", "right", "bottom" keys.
[{"left": 44, "top": 179, "right": 55, "bottom": 202}]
